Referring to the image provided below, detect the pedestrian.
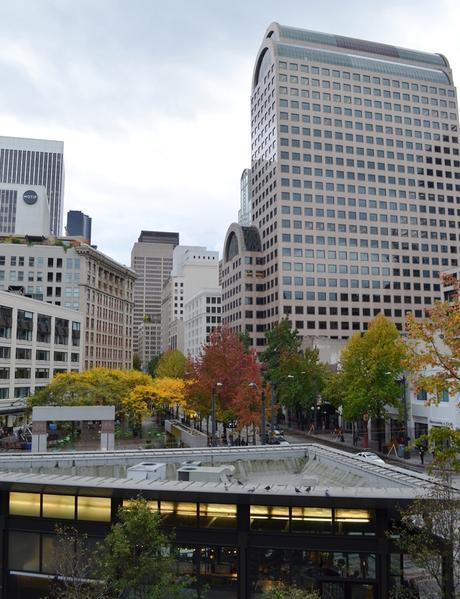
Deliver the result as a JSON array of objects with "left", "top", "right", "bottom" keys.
[{"left": 419, "top": 446, "right": 425, "bottom": 465}]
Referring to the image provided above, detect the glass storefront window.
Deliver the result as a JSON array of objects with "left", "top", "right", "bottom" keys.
[
  {"left": 291, "top": 507, "right": 332, "bottom": 533},
  {"left": 8, "top": 531, "right": 40, "bottom": 572},
  {"left": 42, "top": 494, "right": 75, "bottom": 519},
  {"left": 199, "top": 546, "right": 238, "bottom": 597},
  {"left": 9, "top": 492, "right": 41, "bottom": 517},
  {"left": 250, "top": 505, "right": 289, "bottom": 531},
  {"left": 41, "top": 534, "right": 60, "bottom": 574},
  {"left": 160, "top": 501, "right": 197, "bottom": 526},
  {"left": 335, "top": 509, "right": 375, "bottom": 535},
  {"left": 77, "top": 496, "right": 111, "bottom": 522},
  {"left": 199, "top": 503, "right": 237, "bottom": 528}
]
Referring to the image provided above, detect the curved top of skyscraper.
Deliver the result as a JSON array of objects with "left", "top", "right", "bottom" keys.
[{"left": 253, "top": 23, "right": 451, "bottom": 90}]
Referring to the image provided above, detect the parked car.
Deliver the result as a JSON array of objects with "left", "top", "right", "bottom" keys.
[{"left": 356, "top": 451, "right": 385, "bottom": 465}]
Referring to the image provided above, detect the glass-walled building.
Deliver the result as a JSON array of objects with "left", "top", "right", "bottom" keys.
[{"left": 0, "top": 444, "right": 445, "bottom": 598}]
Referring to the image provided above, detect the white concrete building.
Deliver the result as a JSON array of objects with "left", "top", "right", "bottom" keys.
[
  {"left": 0, "top": 136, "right": 65, "bottom": 236},
  {"left": 161, "top": 246, "right": 220, "bottom": 354},
  {"left": 0, "top": 184, "right": 50, "bottom": 236},
  {"left": 0, "top": 237, "right": 135, "bottom": 370},
  {"left": 0, "top": 290, "right": 83, "bottom": 412},
  {"left": 184, "top": 288, "right": 222, "bottom": 359}
]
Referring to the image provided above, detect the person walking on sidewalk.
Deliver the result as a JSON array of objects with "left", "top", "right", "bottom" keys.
[{"left": 419, "top": 446, "right": 425, "bottom": 465}]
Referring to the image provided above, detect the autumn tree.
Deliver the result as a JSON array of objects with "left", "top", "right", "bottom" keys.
[
  {"left": 185, "top": 326, "right": 262, "bottom": 436},
  {"left": 28, "top": 368, "right": 154, "bottom": 433},
  {"left": 339, "top": 314, "right": 407, "bottom": 450},
  {"left": 405, "top": 300, "right": 460, "bottom": 398},
  {"left": 155, "top": 350, "right": 187, "bottom": 379}
]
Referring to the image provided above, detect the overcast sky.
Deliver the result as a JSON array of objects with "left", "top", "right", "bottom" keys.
[{"left": 0, "top": 0, "right": 459, "bottom": 266}]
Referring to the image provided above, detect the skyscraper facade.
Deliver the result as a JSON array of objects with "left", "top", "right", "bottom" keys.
[
  {"left": 222, "top": 23, "right": 460, "bottom": 346},
  {"left": 238, "top": 168, "right": 252, "bottom": 226},
  {"left": 66, "top": 210, "right": 92, "bottom": 243},
  {"left": 131, "top": 231, "right": 179, "bottom": 359},
  {"left": 0, "top": 136, "right": 65, "bottom": 236}
]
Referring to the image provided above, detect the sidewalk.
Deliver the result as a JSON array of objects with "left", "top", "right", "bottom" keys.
[{"left": 283, "top": 426, "right": 433, "bottom": 472}]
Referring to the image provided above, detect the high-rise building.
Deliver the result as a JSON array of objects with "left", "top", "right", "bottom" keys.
[
  {"left": 131, "top": 231, "right": 179, "bottom": 360},
  {"left": 160, "top": 245, "right": 220, "bottom": 355},
  {"left": 222, "top": 23, "right": 460, "bottom": 347},
  {"left": 66, "top": 210, "right": 92, "bottom": 243},
  {"left": 0, "top": 136, "right": 65, "bottom": 236},
  {"left": 238, "top": 168, "right": 252, "bottom": 226}
]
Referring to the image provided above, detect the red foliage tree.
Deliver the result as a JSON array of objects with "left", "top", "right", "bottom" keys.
[{"left": 185, "top": 326, "right": 263, "bottom": 430}]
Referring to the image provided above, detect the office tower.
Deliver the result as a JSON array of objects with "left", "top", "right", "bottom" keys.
[
  {"left": 131, "top": 231, "right": 179, "bottom": 361},
  {"left": 66, "top": 210, "right": 92, "bottom": 243},
  {"left": 0, "top": 136, "right": 65, "bottom": 236},
  {"left": 238, "top": 168, "right": 252, "bottom": 226},
  {"left": 222, "top": 23, "right": 460, "bottom": 347},
  {"left": 160, "top": 245, "right": 220, "bottom": 355}
]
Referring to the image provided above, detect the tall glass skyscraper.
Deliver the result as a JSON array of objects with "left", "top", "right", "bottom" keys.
[
  {"left": 222, "top": 23, "right": 460, "bottom": 346},
  {"left": 0, "top": 136, "right": 65, "bottom": 235}
]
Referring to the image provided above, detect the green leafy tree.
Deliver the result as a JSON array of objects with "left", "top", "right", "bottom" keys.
[
  {"left": 276, "top": 349, "right": 329, "bottom": 414},
  {"left": 147, "top": 355, "right": 161, "bottom": 377},
  {"left": 339, "top": 314, "right": 407, "bottom": 450},
  {"left": 96, "top": 498, "right": 189, "bottom": 599},
  {"left": 260, "top": 318, "right": 301, "bottom": 383},
  {"left": 155, "top": 350, "right": 187, "bottom": 379},
  {"left": 238, "top": 331, "right": 252, "bottom": 353},
  {"left": 133, "top": 354, "right": 142, "bottom": 371},
  {"left": 263, "top": 584, "right": 320, "bottom": 599}
]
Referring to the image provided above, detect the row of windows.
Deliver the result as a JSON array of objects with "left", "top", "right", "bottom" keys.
[
  {"left": 277, "top": 73, "right": 456, "bottom": 106},
  {"left": 279, "top": 92, "right": 457, "bottom": 124},
  {"left": 280, "top": 190, "right": 460, "bottom": 206},
  {"left": 282, "top": 203, "right": 459, "bottom": 218},
  {"left": 0, "top": 256, "right": 81, "bottom": 269},
  {"left": 0, "top": 347, "right": 79, "bottom": 361},
  {"left": 277, "top": 61, "right": 455, "bottom": 96}
]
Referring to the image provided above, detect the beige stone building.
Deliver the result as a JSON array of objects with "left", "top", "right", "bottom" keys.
[
  {"left": 222, "top": 23, "right": 460, "bottom": 348},
  {"left": 130, "top": 231, "right": 178, "bottom": 361},
  {"left": 0, "top": 236, "right": 135, "bottom": 370}
]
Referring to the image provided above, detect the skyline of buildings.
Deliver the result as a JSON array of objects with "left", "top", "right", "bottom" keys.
[{"left": 0, "top": 136, "right": 65, "bottom": 236}]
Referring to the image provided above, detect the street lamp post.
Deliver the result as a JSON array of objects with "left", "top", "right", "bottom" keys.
[
  {"left": 249, "top": 382, "right": 267, "bottom": 445},
  {"left": 268, "top": 381, "right": 276, "bottom": 440},
  {"left": 400, "top": 375, "right": 408, "bottom": 446},
  {"left": 211, "top": 382, "right": 222, "bottom": 447}
]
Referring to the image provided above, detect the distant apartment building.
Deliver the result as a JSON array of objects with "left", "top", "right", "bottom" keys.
[
  {"left": 0, "top": 290, "right": 83, "bottom": 411},
  {"left": 223, "top": 23, "right": 460, "bottom": 348},
  {"left": 66, "top": 210, "right": 92, "bottom": 244},
  {"left": 238, "top": 168, "right": 252, "bottom": 226},
  {"left": 0, "top": 237, "right": 135, "bottom": 370},
  {"left": 130, "top": 231, "right": 179, "bottom": 360},
  {"left": 0, "top": 136, "right": 64, "bottom": 235},
  {"left": 161, "top": 246, "right": 220, "bottom": 355}
]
